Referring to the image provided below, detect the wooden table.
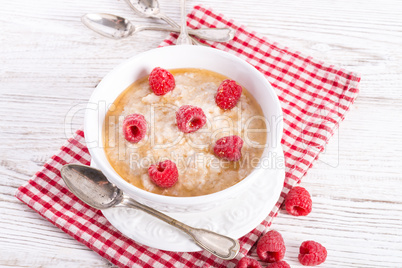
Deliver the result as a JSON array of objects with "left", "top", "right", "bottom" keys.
[{"left": 1, "top": 0, "right": 401, "bottom": 267}]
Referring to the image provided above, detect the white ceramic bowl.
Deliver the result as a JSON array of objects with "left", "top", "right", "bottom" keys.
[{"left": 84, "top": 45, "right": 283, "bottom": 212}]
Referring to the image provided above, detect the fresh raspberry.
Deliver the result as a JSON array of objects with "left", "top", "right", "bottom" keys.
[
  {"left": 298, "top": 241, "right": 327, "bottom": 266},
  {"left": 122, "top": 113, "right": 147, "bottom": 143},
  {"left": 285, "top": 186, "right": 312, "bottom": 216},
  {"left": 148, "top": 67, "right": 175, "bottom": 96},
  {"left": 236, "top": 257, "right": 262, "bottom": 268},
  {"left": 256, "top": 230, "right": 286, "bottom": 263},
  {"left": 176, "top": 105, "right": 207, "bottom": 133},
  {"left": 215, "top": 79, "right": 242, "bottom": 110},
  {"left": 267, "top": 261, "right": 291, "bottom": 268},
  {"left": 148, "top": 160, "right": 179, "bottom": 188},
  {"left": 213, "top": 135, "right": 243, "bottom": 161}
]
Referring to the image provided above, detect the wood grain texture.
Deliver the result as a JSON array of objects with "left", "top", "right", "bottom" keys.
[{"left": 1, "top": 0, "right": 402, "bottom": 267}]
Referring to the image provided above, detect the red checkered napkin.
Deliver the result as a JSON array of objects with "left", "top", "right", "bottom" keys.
[{"left": 15, "top": 5, "right": 360, "bottom": 268}]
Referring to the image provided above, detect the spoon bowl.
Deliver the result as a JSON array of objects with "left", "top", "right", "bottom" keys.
[
  {"left": 126, "top": 0, "right": 161, "bottom": 18},
  {"left": 125, "top": 0, "right": 173, "bottom": 23},
  {"left": 61, "top": 164, "right": 124, "bottom": 209},
  {"left": 82, "top": 13, "right": 134, "bottom": 39}
]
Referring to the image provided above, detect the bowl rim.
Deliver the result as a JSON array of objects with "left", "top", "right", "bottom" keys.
[{"left": 84, "top": 45, "right": 284, "bottom": 206}]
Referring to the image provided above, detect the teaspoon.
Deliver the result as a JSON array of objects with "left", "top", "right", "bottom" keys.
[
  {"left": 176, "top": 0, "right": 192, "bottom": 45},
  {"left": 82, "top": 13, "right": 234, "bottom": 42},
  {"left": 60, "top": 164, "right": 240, "bottom": 260}
]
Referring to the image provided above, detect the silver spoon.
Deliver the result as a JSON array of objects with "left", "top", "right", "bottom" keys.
[
  {"left": 60, "top": 164, "right": 240, "bottom": 260},
  {"left": 82, "top": 13, "right": 234, "bottom": 42},
  {"left": 176, "top": 0, "right": 192, "bottom": 45},
  {"left": 125, "top": 0, "right": 177, "bottom": 26},
  {"left": 125, "top": 0, "right": 204, "bottom": 45}
]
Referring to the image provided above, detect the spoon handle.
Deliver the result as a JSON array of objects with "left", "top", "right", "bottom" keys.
[
  {"left": 122, "top": 198, "right": 240, "bottom": 260},
  {"left": 188, "top": 28, "right": 235, "bottom": 43},
  {"left": 135, "top": 25, "right": 234, "bottom": 43},
  {"left": 176, "top": 0, "right": 192, "bottom": 45},
  {"left": 157, "top": 12, "right": 203, "bottom": 46}
]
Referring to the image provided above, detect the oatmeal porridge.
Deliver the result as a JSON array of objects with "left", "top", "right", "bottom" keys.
[{"left": 103, "top": 68, "right": 267, "bottom": 197}]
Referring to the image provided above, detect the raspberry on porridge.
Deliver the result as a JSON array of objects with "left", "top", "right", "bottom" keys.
[
  {"left": 176, "top": 105, "right": 207, "bottom": 133},
  {"left": 103, "top": 68, "right": 267, "bottom": 197},
  {"left": 213, "top": 135, "right": 244, "bottom": 161},
  {"left": 148, "top": 160, "right": 179, "bottom": 188},
  {"left": 122, "top": 113, "right": 147, "bottom": 143},
  {"left": 148, "top": 67, "right": 176, "bottom": 96},
  {"left": 215, "top": 79, "right": 242, "bottom": 110}
]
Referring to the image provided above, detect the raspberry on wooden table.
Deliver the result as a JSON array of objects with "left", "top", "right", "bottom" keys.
[
  {"left": 122, "top": 113, "right": 147, "bottom": 143},
  {"left": 215, "top": 79, "right": 242, "bottom": 110},
  {"left": 256, "top": 230, "right": 286, "bottom": 263},
  {"left": 298, "top": 241, "right": 327, "bottom": 266},
  {"left": 148, "top": 67, "right": 175, "bottom": 96},
  {"left": 285, "top": 186, "right": 312, "bottom": 216},
  {"left": 213, "top": 135, "right": 243, "bottom": 161},
  {"left": 267, "top": 260, "right": 291, "bottom": 268},
  {"left": 176, "top": 105, "right": 207, "bottom": 133},
  {"left": 236, "top": 257, "right": 262, "bottom": 268},
  {"left": 148, "top": 160, "right": 179, "bottom": 188}
]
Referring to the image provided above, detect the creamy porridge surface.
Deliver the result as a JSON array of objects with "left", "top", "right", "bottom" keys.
[{"left": 104, "top": 68, "right": 267, "bottom": 197}]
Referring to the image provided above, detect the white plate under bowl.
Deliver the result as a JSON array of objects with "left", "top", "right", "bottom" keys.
[{"left": 94, "top": 147, "right": 285, "bottom": 252}]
